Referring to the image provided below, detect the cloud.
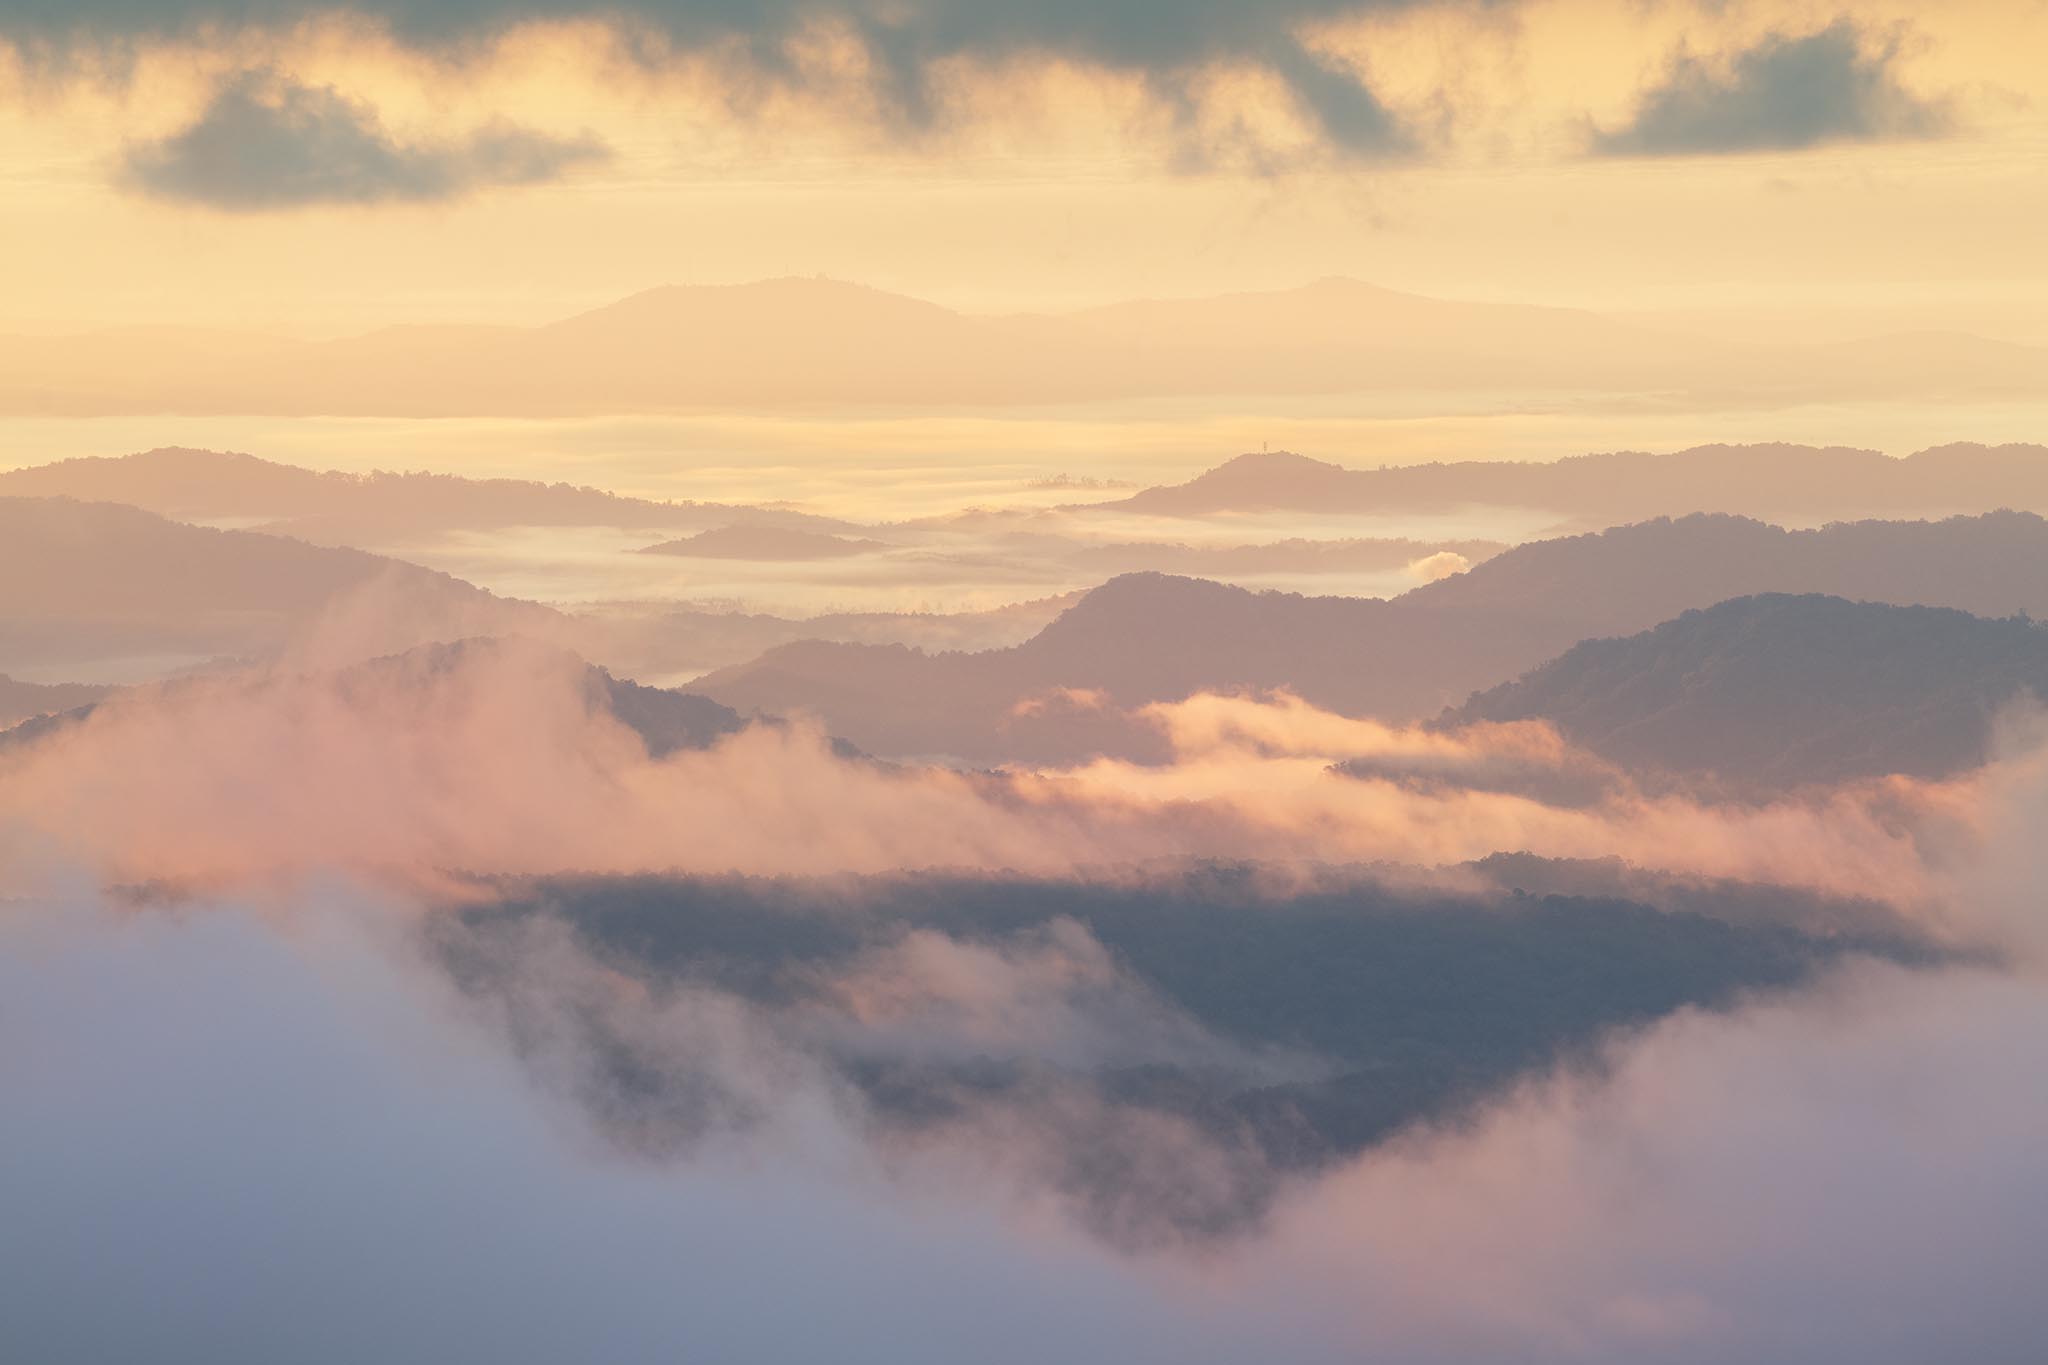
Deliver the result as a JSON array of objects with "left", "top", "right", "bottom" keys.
[
  {"left": 1254, "top": 37, "right": 1414, "bottom": 158},
  {"left": 1592, "top": 20, "right": 1952, "bottom": 156},
  {"left": 4, "top": 891, "right": 2043, "bottom": 1361},
  {"left": 795, "top": 918, "right": 1253, "bottom": 1073},
  {"left": 0, "top": 643, "right": 1960, "bottom": 911},
  {"left": 1405, "top": 548, "right": 1470, "bottom": 583},
  {"left": 0, "top": 894, "right": 1274, "bottom": 1364},
  {"left": 433, "top": 894, "right": 1336, "bottom": 1243},
  {"left": 1, "top": 631, "right": 2041, "bottom": 1338},
  {"left": 5, "top": 638, "right": 2027, "bottom": 971},
  {"left": 1230, "top": 959, "right": 2048, "bottom": 1361},
  {"left": 4, "top": 0, "right": 1427, "bottom": 160},
  {"left": 118, "top": 70, "right": 608, "bottom": 208}
]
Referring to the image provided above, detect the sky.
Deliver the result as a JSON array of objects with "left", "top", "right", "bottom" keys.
[{"left": 1, "top": 0, "right": 2044, "bottom": 338}]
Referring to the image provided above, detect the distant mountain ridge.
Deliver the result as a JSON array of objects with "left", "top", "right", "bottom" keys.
[
  {"left": 639, "top": 525, "right": 893, "bottom": 560},
  {"left": 0, "top": 447, "right": 853, "bottom": 545},
  {"left": 0, "top": 674, "right": 113, "bottom": 729},
  {"left": 1099, "top": 443, "right": 2048, "bottom": 524},
  {"left": 1445, "top": 594, "right": 2048, "bottom": 786},
  {"left": 0, "top": 637, "right": 752, "bottom": 762},
  {"left": 2, "top": 277, "right": 2042, "bottom": 416}
]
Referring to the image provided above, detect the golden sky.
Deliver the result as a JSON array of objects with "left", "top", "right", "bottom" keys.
[{"left": 1, "top": 0, "right": 2043, "bottom": 338}]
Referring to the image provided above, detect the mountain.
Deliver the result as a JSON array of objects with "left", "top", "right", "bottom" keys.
[
  {"left": 457, "top": 864, "right": 1931, "bottom": 1242},
  {"left": 1397, "top": 507, "right": 2048, "bottom": 635},
  {"left": 0, "top": 447, "right": 851, "bottom": 547},
  {"left": 594, "top": 669, "right": 751, "bottom": 758},
  {"left": 1102, "top": 442, "right": 2048, "bottom": 524},
  {"left": 0, "top": 637, "right": 751, "bottom": 762},
  {"left": 639, "top": 525, "right": 893, "bottom": 560},
  {"left": 0, "top": 674, "right": 112, "bottom": 729},
  {"left": 358, "top": 639, "right": 751, "bottom": 760},
  {"left": 1109, "top": 451, "right": 1363, "bottom": 516},
  {"left": 3, "top": 277, "right": 2042, "bottom": 417},
  {"left": 689, "top": 574, "right": 1343, "bottom": 762},
  {"left": 1445, "top": 595, "right": 2048, "bottom": 787},
  {"left": 0, "top": 496, "right": 567, "bottom": 682},
  {"left": 1057, "top": 531, "right": 1506, "bottom": 577},
  {"left": 579, "top": 592, "right": 1085, "bottom": 683},
  {"left": 692, "top": 511, "right": 2048, "bottom": 761}
]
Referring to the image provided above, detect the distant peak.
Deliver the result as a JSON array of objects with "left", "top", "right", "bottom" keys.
[
  {"left": 1094, "top": 570, "right": 1209, "bottom": 590},
  {"left": 131, "top": 446, "right": 272, "bottom": 465},
  {"left": 1296, "top": 275, "right": 1402, "bottom": 296},
  {"left": 1211, "top": 450, "right": 1342, "bottom": 471},
  {"left": 1169, "top": 451, "right": 1353, "bottom": 488},
  {"left": 551, "top": 276, "right": 959, "bottom": 330},
  {"left": 615, "top": 274, "right": 862, "bottom": 297},
  {"left": 1067, "top": 571, "right": 1253, "bottom": 610}
]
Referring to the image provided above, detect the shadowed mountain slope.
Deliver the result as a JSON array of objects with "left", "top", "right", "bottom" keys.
[
  {"left": 1446, "top": 594, "right": 2048, "bottom": 787},
  {"left": 441, "top": 865, "right": 1937, "bottom": 1243},
  {"left": 0, "top": 674, "right": 113, "bottom": 729}
]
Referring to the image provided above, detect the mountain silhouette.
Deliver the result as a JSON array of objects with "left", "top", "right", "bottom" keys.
[
  {"left": 639, "top": 525, "right": 893, "bottom": 560},
  {"left": 693, "top": 511, "right": 2048, "bottom": 761},
  {"left": 0, "top": 637, "right": 751, "bottom": 762},
  {"left": 0, "top": 674, "right": 112, "bottom": 730},
  {"left": 0, "top": 447, "right": 851, "bottom": 548}
]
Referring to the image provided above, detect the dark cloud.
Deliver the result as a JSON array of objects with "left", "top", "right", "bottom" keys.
[
  {"left": 118, "top": 70, "right": 609, "bottom": 208},
  {"left": 1592, "top": 20, "right": 1951, "bottom": 156},
  {"left": 3, "top": 0, "right": 1429, "bottom": 158},
  {"left": 1264, "top": 39, "right": 1412, "bottom": 157}
]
